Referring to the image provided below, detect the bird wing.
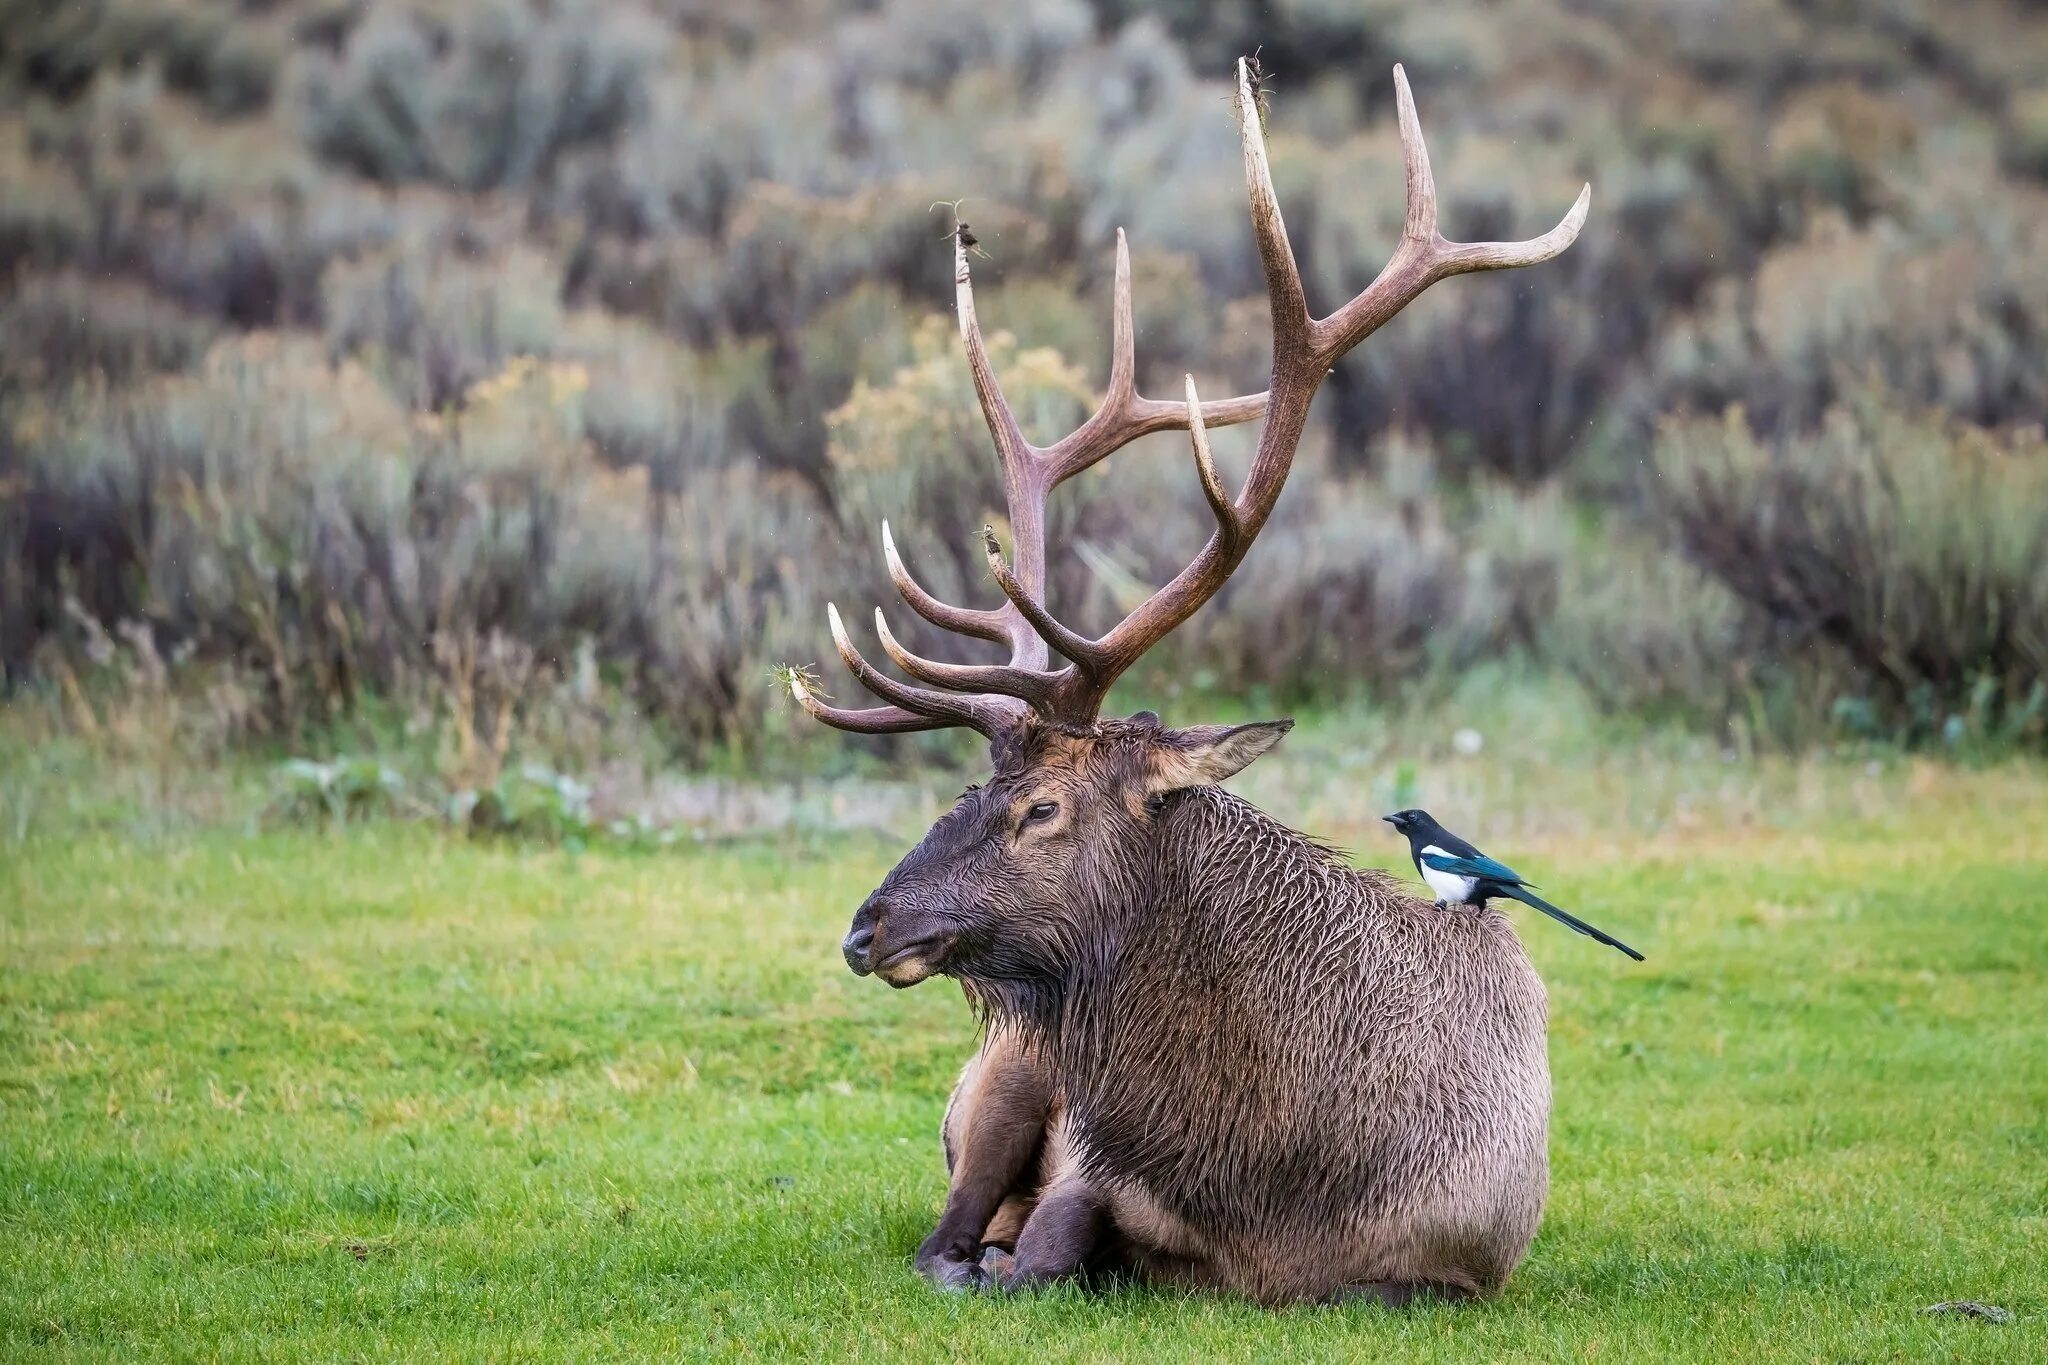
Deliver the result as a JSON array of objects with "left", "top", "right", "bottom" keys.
[{"left": 1419, "top": 850, "right": 1531, "bottom": 888}]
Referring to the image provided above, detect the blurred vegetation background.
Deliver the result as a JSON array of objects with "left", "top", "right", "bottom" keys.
[{"left": 2, "top": 0, "right": 2044, "bottom": 802}]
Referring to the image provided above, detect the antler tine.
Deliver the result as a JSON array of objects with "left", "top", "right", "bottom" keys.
[
  {"left": 1106, "top": 227, "right": 1137, "bottom": 406},
  {"left": 1435, "top": 185, "right": 1590, "bottom": 272},
  {"left": 953, "top": 228, "right": 1034, "bottom": 478},
  {"left": 1184, "top": 375, "right": 1242, "bottom": 556},
  {"left": 1235, "top": 57, "right": 1312, "bottom": 352},
  {"left": 951, "top": 230, "right": 1060, "bottom": 670},
  {"left": 981, "top": 527, "right": 1106, "bottom": 671},
  {"left": 785, "top": 668, "right": 957, "bottom": 735},
  {"left": 882, "top": 521, "right": 1008, "bottom": 644},
  {"left": 873, "top": 608, "right": 1063, "bottom": 707},
  {"left": 1313, "top": 64, "right": 1591, "bottom": 361},
  {"left": 826, "top": 604, "right": 1022, "bottom": 739},
  {"left": 1042, "top": 229, "right": 1269, "bottom": 483},
  {"left": 1395, "top": 62, "right": 1438, "bottom": 245}
]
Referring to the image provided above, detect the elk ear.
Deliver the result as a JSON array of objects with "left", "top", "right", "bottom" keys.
[{"left": 1145, "top": 719, "right": 1294, "bottom": 793}]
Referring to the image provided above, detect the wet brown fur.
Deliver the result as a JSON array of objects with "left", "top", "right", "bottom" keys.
[{"left": 857, "top": 716, "right": 1550, "bottom": 1306}]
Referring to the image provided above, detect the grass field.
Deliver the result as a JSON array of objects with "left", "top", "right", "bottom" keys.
[{"left": 4, "top": 739, "right": 2047, "bottom": 1359}]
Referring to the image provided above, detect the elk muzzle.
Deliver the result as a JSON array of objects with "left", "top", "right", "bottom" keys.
[{"left": 843, "top": 892, "right": 951, "bottom": 987}]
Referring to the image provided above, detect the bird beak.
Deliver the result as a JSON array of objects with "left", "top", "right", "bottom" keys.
[{"left": 1381, "top": 815, "right": 1397, "bottom": 826}]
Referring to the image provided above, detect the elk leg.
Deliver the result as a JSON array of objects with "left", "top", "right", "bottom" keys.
[
  {"left": 915, "top": 1029, "right": 1053, "bottom": 1290},
  {"left": 980, "top": 1170, "right": 1104, "bottom": 1291}
]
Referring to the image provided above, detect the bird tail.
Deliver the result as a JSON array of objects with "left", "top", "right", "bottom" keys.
[{"left": 1499, "top": 884, "right": 1645, "bottom": 961}]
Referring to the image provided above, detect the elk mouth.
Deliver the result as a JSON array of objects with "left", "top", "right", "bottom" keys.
[{"left": 874, "top": 935, "right": 955, "bottom": 987}]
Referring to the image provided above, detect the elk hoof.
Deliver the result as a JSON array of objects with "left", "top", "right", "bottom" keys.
[
  {"left": 978, "top": 1245, "right": 1017, "bottom": 1289},
  {"left": 918, "top": 1247, "right": 989, "bottom": 1293}
]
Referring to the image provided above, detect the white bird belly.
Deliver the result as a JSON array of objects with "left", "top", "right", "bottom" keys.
[{"left": 1420, "top": 847, "right": 1477, "bottom": 904}]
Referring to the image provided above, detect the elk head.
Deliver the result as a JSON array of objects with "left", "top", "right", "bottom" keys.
[
  {"left": 788, "top": 61, "right": 1589, "bottom": 993},
  {"left": 839, "top": 711, "right": 1293, "bottom": 989}
]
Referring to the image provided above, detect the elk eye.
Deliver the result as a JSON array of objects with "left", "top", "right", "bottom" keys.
[{"left": 1024, "top": 801, "right": 1058, "bottom": 825}]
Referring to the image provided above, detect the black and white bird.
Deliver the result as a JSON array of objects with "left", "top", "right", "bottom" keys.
[{"left": 1383, "top": 808, "right": 1644, "bottom": 961}]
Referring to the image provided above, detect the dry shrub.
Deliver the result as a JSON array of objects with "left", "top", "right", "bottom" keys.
[
  {"left": 638, "top": 466, "right": 838, "bottom": 752},
  {"left": 321, "top": 240, "right": 565, "bottom": 410},
  {"left": 1764, "top": 80, "right": 1918, "bottom": 220},
  {"left": 17, "top": 600, "right": 269, "bottom": 808},
  {"left": 1540, "top": 529, "right": 1752, "bottom": 725},
  {"left": 2007, "top": 86, "right": 2048, "bottom": 183},
  {"left": 431, "top": 626, "right": 536, "bottom": 792},
  {"left": 11, "top": 65, "right": 334, "bottom": 328},
  {"left": 0, "top": 272, "right": 216, "bottom": 392},
  {"left": 295, "top": 0, "right": 662, "bottom": 190},
  {"left": 576, "top": 320, "right": 732, "bottom": 495},
  {"left": 1654, "top": 392, "right": 2048, "bottom": 733},
  {"left": 5, "top": 329, "right": 854, "bottom": 762},
  {"left": 1656, "top": 195, "right": 2048, "bottom": 435},
  {"left": 1152, "top": 467, "right": 1470, "bottom": 700},
  {"left": 1145, "top": 437, "right": 1574, "bottom": 701},
  {"left": 0, "top": 0, "right": 283, "bottom": 114},
  {"left": 0, "top": 120, "right": 92, "bottom": 278}
]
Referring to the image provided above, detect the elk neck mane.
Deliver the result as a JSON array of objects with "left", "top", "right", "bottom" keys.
[{"left": 962, "top": 783, "right": 1415, "bottom": 1042}]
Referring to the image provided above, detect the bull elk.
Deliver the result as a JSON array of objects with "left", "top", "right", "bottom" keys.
[{"left": 785, "top": 60, "right": 1589, "bottom": 1305}]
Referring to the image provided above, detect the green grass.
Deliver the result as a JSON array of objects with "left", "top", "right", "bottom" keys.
[{"left": 4, "top": 762, "right": 2047, "bottom": 1359}]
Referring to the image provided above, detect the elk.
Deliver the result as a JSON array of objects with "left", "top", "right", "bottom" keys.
[{"left": 786, "top": 60, "right": 1589, "bottom": 1306}]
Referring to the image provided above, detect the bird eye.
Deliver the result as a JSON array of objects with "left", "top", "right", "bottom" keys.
[{"left": 1024, "top": 801, "right": 1058, "bottom": 825}]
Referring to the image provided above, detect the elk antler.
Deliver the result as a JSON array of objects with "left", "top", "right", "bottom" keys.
[{"left": 791, "top": 60, "right": 1589, "bottom": 739}]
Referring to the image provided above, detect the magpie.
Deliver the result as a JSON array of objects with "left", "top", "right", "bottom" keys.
[{"left": 1382, "top": 809, "right": 1644, "bottom": 961}]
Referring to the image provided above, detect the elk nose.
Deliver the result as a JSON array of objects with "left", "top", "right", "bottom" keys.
[{"left": 842, "top": 898, "right": 883, "bottom": 975}]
